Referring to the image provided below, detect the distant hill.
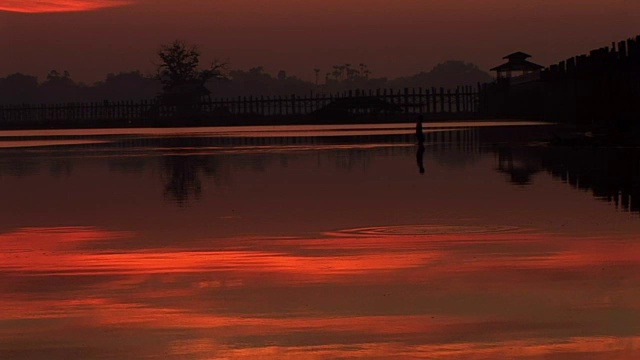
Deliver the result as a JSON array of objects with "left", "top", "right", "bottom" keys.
[{"left": 388, "top": 61, "right": 494, "bottom": 89}]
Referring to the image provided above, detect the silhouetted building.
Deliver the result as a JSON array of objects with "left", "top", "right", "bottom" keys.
[{"left": 490, "top": 52, "right": 544, "bottom": 79}]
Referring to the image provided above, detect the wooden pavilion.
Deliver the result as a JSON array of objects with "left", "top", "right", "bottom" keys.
[{"left": 491, "top": 52, "right": 544, "bottom": 79}]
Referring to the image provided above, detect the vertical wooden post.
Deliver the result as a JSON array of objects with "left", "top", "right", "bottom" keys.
[
  {"left": 317, "top": 93, "right": 322, "bottom": 112},
  {"left": 618, "top": 41, "right": 627, "bottom": 59},
  {"left": 425, "top": 88, "right": 431, "bottom": 113},
  {"left": 430, "top": 87, "right": 436, "bottom": 112},
  {"left": 278, "top": 95, "right": 283, "bottom": 115},
  {"left": 259, "top": 96, "right": 264, "bottom": 116},
  {"left": 464, "top": 86, "right": 469, "bottom": 112},
  {"left": 291, "top": 94, "right": 296, "bottom": 115},
  {"left": 411, "top": 88, "right": 417, "bottom": 114},
  {"left": 392, "top": 88, "right": 397, "bottom": 107},
  {"left": 264, "top": 96, "right": 269, "bottom": 116},
  {"left": 403, "top": 88, "right": 410, "bottom": 114}
]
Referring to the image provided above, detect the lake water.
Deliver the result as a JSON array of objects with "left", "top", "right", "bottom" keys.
[{"left": 1, "top": 122, "right": 639, "bottom": 359}]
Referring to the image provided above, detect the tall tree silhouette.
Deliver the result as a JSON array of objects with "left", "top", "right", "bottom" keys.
[{"left": 156, "top": 40, "right": 226, "bottom": 110}]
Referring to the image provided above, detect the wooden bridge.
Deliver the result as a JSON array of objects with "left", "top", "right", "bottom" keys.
[
  {"left": 480, "top": 34, "right": 640, "bottom": 128},
  {"left": 0, "top": 86, "right": 480, "bottom": 129}
]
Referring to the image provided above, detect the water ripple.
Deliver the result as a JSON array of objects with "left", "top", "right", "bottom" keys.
[{"left": 330, "top": 224, "right": 523, "bottom": 237}]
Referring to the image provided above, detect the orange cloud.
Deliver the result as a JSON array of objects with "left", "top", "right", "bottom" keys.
[{"left": 0, "top": 0, "right": 132, "bottom": 13}]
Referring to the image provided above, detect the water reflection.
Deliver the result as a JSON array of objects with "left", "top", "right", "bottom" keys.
[
  {"left": 0, "top": 157, "right": 40, "bottom": 177},
  {"left": 108, "top": 157, "right": 147, "bottom": 174},
  {"left": 492, "top": 145, "right": 640, "bottom": 213},
  {"left": 48, "top": 159, "right": 73, "bottom": 178},
  {"left": 2, "top": 125, "right": 640, "bottom": 216},
  {"left": 416, "top": 143, "right": 425, "bottom": 174},
  {"left": 1, "top": 226, "right": 638, "bottom": 359},
  {"left": 2, "top": 124, "right": 640, "bottom": 358},
  {"left": 161, "top": 155, "right": 220, "bottom": 205},
  {"left": 494, "top": 146, "right": 541, "bottom": 186},
  {"left": 540, "top": 147, "right": 640, "bottom": 213}
]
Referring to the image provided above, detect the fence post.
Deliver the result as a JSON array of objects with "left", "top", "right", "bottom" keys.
[
  {"left": 403, "top": 88, "right": 410, "bottom": 114},
  {"left": 278, "top": 95, "right": 283, "bottom": 115},
  {"left": 425, "top": 88, "right": 431, "bottom": 113}
]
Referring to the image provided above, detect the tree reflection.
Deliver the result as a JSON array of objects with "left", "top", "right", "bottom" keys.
[
  {"left": 49, "top": 160, "right": 73, "bottom": 178},
  {"left": 161, "top": 155, "right": 218, "bottom": 206},
  {"left": 0, "top": 158, "right": 40, "bottom": 177}
]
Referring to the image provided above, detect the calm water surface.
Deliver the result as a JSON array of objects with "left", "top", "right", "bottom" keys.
[{"left": 1, "top": 122, "right": 639, "bottom": 359}]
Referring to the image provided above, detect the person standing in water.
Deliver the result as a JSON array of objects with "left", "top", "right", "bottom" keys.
[
  {"left": 416, "top": 115, "right": 425, "bottom": 144},
  {"left": 416, "top": 115, "right": 425, "bottom": 174}
]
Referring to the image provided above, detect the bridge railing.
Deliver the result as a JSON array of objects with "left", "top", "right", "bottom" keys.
[{"left": 0, "top": 86, "right": 479, "bottom": 125}]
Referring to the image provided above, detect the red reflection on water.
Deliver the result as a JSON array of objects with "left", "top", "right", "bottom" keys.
[
  {"left": 198, "top": 337, "right": 640, "bottom": 359},
  {"left": 1, "top": 226, "right": 639, "bottom": 359}
]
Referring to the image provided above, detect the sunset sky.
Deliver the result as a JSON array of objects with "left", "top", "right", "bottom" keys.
[{"left": 1, "top": 1, "right": 640, "bottom": 82}]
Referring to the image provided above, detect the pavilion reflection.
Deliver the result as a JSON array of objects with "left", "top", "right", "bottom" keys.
[{"left": 494, "top": 146, "right": 541, "bottom": 186}]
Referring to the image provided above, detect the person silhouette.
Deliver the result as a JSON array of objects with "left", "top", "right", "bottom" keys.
[
  {"left": 416, "top": 115, "right": 425, "bottom": 144},
  {"left": 416, "top": 115, "right": 425, "bottom": 174}
]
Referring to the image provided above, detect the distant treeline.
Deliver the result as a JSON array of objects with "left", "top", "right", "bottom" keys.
[{"left": 0, "top": 61, "right": 492, "bottom": 105}]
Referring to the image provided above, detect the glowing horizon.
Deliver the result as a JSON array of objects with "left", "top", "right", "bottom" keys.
[
  {"left": 0, "top": 0, "right": 132, "bottom": 13},
  {"left": 1, "top": 1, "right": 640, "bottom": 82}
]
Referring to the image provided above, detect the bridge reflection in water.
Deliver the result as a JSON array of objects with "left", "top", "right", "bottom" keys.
[{"left": 492, "top": 145, "right": 640, "bottom": 213}]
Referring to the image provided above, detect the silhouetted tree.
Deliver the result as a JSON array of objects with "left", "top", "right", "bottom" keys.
[
  {"left": 0, "top": 58, "right": 492, "bottom": 105},
  {"left": 322, "top": 62, "right": 380, "bottom": 91},
  {"left": 0, "top": 73, "right": 39, "bottom": 104},
  {"left": 225, "top": 67, "right": 272, "bottom": 95},
  {"left": 156, "top": 40, "right": 227, "bottom": 106},
  {"left": 39, "top": 70, "right": 84, "bottom": 103}
]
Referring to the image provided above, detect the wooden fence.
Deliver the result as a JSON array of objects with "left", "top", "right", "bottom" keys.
[{"left": 0, "top": 86, "right": 480, "bottom": 126}]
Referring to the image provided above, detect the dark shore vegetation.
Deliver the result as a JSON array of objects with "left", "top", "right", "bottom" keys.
[{"left": 0, "top": 40, "right": 492, "bottom": 106}]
